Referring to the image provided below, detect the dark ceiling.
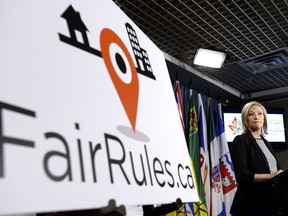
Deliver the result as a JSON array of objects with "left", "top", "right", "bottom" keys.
[{"left": 113, "top": 0, "right": 288, "bottom": 104}]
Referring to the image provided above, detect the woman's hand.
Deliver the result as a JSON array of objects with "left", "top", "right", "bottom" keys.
[{"left": 254, "top": 170, "right": 283, "bottom": 182}]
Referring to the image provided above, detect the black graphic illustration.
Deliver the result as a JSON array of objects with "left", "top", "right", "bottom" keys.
[
  {"left": 59, "top": 5, "right": 101, "bottom": 57},
  {"left": 125, "top": 23, "right": 155, "bottom": 79},
  {"left": 58, "top": 5, "right": 156, "bottom": 80}
]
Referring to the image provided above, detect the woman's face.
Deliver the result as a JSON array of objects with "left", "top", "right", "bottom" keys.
[{"left": 247, "top": 105, "right": 264, "bottom": 132}]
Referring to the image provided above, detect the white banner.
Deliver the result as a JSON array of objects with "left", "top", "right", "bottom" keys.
[{"left": 0, "top": 1, "right": 198, "bottom": 215}]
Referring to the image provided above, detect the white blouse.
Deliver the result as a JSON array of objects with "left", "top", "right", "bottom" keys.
[{"left": 256, "top": 138, "right": 277, "bottom": 173}]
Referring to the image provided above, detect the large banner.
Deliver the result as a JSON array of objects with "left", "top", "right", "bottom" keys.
[{"left": 0, "top": 1, "right": 198, "bottom": 215}]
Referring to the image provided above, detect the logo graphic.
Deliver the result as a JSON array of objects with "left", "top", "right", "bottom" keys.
[
  {"left": 58, "top": 5, "right": 156, "bottom": 131},
  {"left": 189, "top": 106, "right": 198, "bottom": 134},
  {"left": 211, "top": 165, "right": 221, "bottom": 193},
  {"left": 100, "top": 28, "right": 139, "bottom": 131},
  {"left": 220, "top": 154, "right": 237, "bottom": 194},
  {"left": 228, "top": 116, "right": 242, "bottom": 135}
]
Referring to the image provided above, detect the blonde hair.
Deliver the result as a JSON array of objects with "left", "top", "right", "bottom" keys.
[{"left": 241, "top": 101, "right": 268, "bottom": 134}]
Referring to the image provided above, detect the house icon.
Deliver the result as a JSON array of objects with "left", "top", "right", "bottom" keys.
[
  {"left": 61, "top": 5, "right": 90, "bottom": 47},
  {"left": 59, "top": 5, "right": 101, "bottom": 57}
]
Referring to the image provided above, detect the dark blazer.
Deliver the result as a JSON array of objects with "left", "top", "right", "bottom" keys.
[{"left": 230, "top": 132, "right": 281, "bottom": 216}]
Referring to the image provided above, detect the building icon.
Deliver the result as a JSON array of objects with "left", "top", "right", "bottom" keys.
[{"left": 125, "top": 23, "right": 156, "bottom": 80}]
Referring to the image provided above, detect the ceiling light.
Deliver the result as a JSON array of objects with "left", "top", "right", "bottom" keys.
[{"left": 193, "top": 48, "right": 227, "bottom": 68}]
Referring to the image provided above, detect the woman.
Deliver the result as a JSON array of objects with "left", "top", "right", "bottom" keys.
[{"left": 230, "top": 101, "right": 283, "bottom": 216}]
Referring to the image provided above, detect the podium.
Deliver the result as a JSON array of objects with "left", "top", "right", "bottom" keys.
[{"left": 264, "top": 169, "right": 288, "bottom": 215}]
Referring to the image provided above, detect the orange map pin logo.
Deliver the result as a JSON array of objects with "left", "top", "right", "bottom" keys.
[{"left": 100, "top": 28, "right": 139, "bottom": 132}]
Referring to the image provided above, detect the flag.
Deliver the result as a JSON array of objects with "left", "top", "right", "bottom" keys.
[
  {"left": 166, "top": 204, "right": 190, "bottom": 216},
  {"left": 175, "top": 81, "right": 185, "bottom": 132},
  {"left": 197, "top": 94, "right": 211, "bottom": 214},
  {"left": 181, "top": 84, "right": 191, "bottom": 141},
  {"left": 217, "top": 104, "right": 237, "bottom": 216},
  {"left": 186, "top": 91, "right": 208, "bottom": 216},
  {"left": 167, "top": 82, "right": 195, "bottom": 216},
  {"left": 208, "top": 99, "right": 226, "bottom": 216}
]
